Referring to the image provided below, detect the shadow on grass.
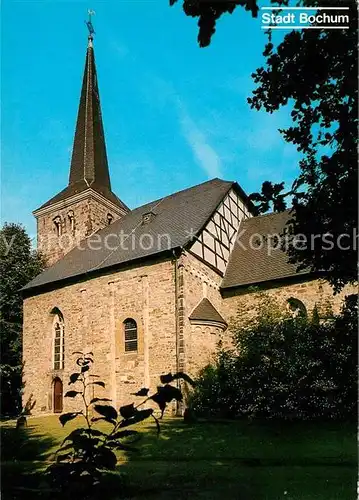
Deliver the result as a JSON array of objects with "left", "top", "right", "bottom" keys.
[
  {"left": 118, "top": 418, "right": 357, "bottom": 500},
  {"left": 1, "top": 422, "right": 58, "bottom": 499},
  {"left": 1, "top": 417, "right": 356, "bottom": 500}
]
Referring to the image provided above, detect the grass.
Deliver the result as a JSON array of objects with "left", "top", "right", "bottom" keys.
[{"left": 1, "top": 415, "right": 357, "bottom": 499}]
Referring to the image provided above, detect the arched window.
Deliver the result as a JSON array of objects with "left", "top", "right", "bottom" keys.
[
  {"left": 107, "top": 213, "right": 114, "bottom": 225},
  {"left": 124, "top": 318, "right": 138, "bottom": 352},
  {"left": 52, "top": 311, "right": 65, "bottom": 369},
  {"left": 287, "top": 298, "right": 307, "bottom": 319},
  {"left": 53, "top": 216, "right": 62, "bottom": 236},
  {"left": 68, "top": 210, "right": 75, "bottom": 233}
]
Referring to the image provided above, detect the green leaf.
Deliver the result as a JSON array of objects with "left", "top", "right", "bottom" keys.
[
  {"left": 94, "top": 404, "right": 118, "bottom": 420},
  {"left": 119, "top": 403, "right": 135, "bottom": 419},
  {"left": 81, "top": 364, "right": 90, "bottom": 373},
  {"left": 119, "top": 408, "right": 153, "bottom": 428},
  {"left": 160, "top": 372, "right": 173, "bottom": 384},
  {"left": 158, "top": 384, "right": 183, "bottom": 403},
  {"left": 64, "top": 390, "right": 81, "bottom": 398},
  {"left": 151, "top": 392, "right": 167, "bottom": 417},
  {"left": 59, "top": 412, "right": 80, "bottom": 426},
  {"left": 131, "top": 388, "right": 149, "bottom": 397},
  {"left": 68, "top": 372, "right": 81, "bottom": 385}
]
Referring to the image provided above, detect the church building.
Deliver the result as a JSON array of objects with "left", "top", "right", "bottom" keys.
[{"left": 22, "top": 34, "right": 350, "bottom": 415}]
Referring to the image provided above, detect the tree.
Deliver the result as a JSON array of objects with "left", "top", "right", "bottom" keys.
[
  {"left": 0, "top": 223, "right": 44, "bottom": 415},
  {"left": 170, "top": 0, "right": 357, "bottom": 292}
]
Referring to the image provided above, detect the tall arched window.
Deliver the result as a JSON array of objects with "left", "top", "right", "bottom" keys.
[
  {"left": 52, "top": 311, "right": 65, "bottom": 369},
  {"left": 124, "top": 318, "right": 138, "bottom": 352}
]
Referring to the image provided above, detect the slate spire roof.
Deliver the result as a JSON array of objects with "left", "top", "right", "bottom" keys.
[
  {"left": 37, "top": 36, "right": 128, "bottom": 212},
  {"left": 69, "top": 36, "right": 110, "bottom": 189}
]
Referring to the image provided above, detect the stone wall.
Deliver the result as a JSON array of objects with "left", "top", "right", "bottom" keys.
[
  {"left": 36, "top": 194, "right": 124, "bottom": 267},
  {"left": 180, "top": 251, "right": 227, "bottom": 377},
  {"left": 23, "top": 257, "right": 176, "bottom": 416},
  {"left": 22, "top": 245, "right": 356, "bottom": 417},
  {"left": 222, "top": 278, "right": 356, "bottom": 328}
]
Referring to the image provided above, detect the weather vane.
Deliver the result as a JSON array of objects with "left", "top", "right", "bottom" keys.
[{"left": 85, "top": 9, "right": 96, "bottom": 38}]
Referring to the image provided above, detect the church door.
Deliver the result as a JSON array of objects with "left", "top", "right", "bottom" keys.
[{"left": 53, "top": 378, "right": 63, "bottom": 413}]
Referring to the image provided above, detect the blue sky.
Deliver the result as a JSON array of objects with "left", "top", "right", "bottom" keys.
[{"left": 1, "top": 0, "right": 301, "bottom": 240}]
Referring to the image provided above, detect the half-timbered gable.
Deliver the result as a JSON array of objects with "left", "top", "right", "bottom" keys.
[{"left": 189, "top": 187, "right": 251, "bottom": 274}]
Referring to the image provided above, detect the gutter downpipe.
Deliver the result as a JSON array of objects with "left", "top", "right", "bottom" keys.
[{"left": 173, "top": 247, "right": 182, "bottom": 416}]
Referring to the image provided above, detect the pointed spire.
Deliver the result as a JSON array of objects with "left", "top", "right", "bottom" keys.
[
  {"left": 69, "top": 34, "right": 111, "bottom": 190},
  {"left": 35, "top": 26, "right": 129, "bottom": 213}
]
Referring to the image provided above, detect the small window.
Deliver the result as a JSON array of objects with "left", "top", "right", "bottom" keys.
[
  {"left": 68, "top": 210, "right": 75, "bottom": 233},
  {"left": 53, "top": 216, "right": 62, "bottom": 236},
  {"left": 142, "top": 211, "right": 155, "bottom": 225},
  {"left": 124, "top": 318, "right": 138, "bottom": 352},
  {"left": 107, "top": 213, "right": 114, "bottom": 225},
  {"left": 287, "top": 298, "right": 307, "bottom": 318}
]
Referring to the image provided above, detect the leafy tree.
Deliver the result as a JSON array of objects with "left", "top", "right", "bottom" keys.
[
  {"left": 0, "top": 223, "right": 44, "bottom": 415},
  {"left": 47, "top": 351, "right": 194, "bottom": 496},
  {"left": 189, "top": 292, "right": 357, "bottom": 420},
  {"left": 171, "top": 0, "right": 357, "bottom": 292}
]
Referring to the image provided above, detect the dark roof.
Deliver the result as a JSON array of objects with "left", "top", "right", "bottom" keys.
[
  {"left": 38, "top": 41, "right": 127, "bottom": 212},
  {"left": 38, "top": 182, "right": 129, "bottom": 212},
  {"left": 189, "top": 298, "right": 227, "bottom": 325},
  {"left": 24, "top": 178, "right": 234, "bottom": 293},
  {"left": 221, "top": 210, "right": 309, "bottom": 289}
]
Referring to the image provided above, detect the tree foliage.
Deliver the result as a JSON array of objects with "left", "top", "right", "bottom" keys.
[
  {"left": 189, "top": 293, "right": 357, "bottom": 420},
  {"left": 47, "top": 352, "right": 194, "bottom": 496},
  {"left": 171, "top": 0, "right": 357, "bottom": 291},
  {"left": 0, "top": 223, "right": 44, "bottom": 415},
  {"left": 170, "top": 0, "right": 289, "bottom": 48}
]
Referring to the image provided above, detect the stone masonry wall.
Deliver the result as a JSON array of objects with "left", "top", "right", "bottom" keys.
[
  {"left": 36, "top": 195, "right": 123, "bottom": 267},
  {"left": 181, "top": 252, "right": 227, "bottom": 378},
  {"left": 222, "top": 278, "right": 356, "bottom": 328},
  {"left": 23, "top": 257, "right": 176, "bottom": 416},
  {"left": 23, "top": 245, "right": 355, "bottom": 417}
]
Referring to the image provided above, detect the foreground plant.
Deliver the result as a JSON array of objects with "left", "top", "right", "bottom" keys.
[{"left": 46, "top": 352, "right": 194, "bottom": 494}]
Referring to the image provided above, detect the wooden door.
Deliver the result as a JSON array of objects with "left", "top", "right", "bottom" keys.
[{"left": 53, "top": 378, "right": 63, "bottom": 413}]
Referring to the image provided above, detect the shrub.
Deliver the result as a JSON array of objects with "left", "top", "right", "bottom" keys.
[
  {"left": 189, "top": 293, "right": 357, "bottom": 421},
  {"left": 46, "top": 352, "right": 194, "bottom": 496}
]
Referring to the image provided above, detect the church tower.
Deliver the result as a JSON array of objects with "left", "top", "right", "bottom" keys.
[{"left": 33, "top": 31, "right": 129, "bottom": 267}]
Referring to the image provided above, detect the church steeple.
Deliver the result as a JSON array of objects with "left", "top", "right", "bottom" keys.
[
  {"left": 69, "top": 34, "right": 111, "bottom": 190},
  {"left": 33, "top": 22, "right": 129, "bottom": 267}
]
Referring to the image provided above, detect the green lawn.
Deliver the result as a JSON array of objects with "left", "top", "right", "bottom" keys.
[{"left": 1, "top": 415, "right": 357, "bottom": 499}]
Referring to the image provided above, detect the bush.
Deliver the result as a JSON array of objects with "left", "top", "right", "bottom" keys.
[{"left": 189, "top": 293, "right": 357, "bottom": 421}]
